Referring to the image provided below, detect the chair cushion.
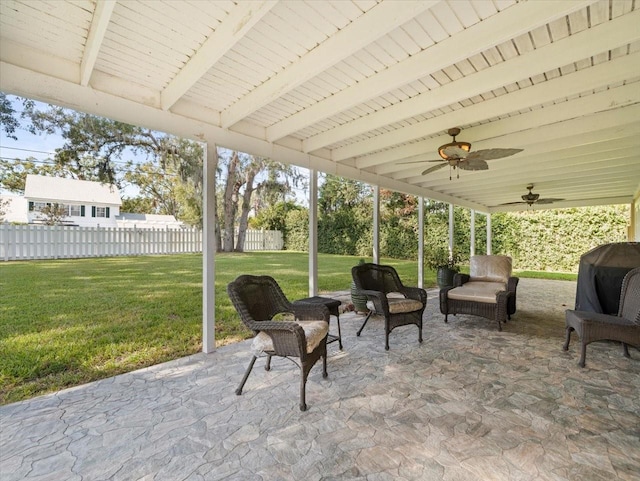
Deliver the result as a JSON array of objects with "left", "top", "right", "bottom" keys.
[
  {"left": 447, "top": 281, "right": 506, "bottom": 304},
  {"left": 251, "top": 320, "right": 328, "bottom": 355},
  {"left": 470, "top": 255, "right": 512, "bottom": 283},
  {"left": 367, "top": 296, "right": 423, "bottom": 314}
]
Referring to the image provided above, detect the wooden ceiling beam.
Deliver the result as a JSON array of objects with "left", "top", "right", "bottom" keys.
[
  {"left": 80, "top": 0, "right": 116, "bottom": 86},
  {"left": 160, "top": 1, "right": 276, "bottom": 111},
  {"left": 267, "top": 0, "right": 594, "bottom": 142},
  {"left": 220, "top": 0, "right": 438, "bottom": 128}
]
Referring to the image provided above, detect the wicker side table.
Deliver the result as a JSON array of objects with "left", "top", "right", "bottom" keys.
[{"left": 293, "top": 296, "right": 343, "bottom": 349}]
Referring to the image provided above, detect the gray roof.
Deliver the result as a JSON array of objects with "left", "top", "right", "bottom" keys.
[
  {"left": 116, "top": 213, "right": 179, "bottom": 223},
  {"left": 24, "top": 175, "right": 121, "bottom": 206}
]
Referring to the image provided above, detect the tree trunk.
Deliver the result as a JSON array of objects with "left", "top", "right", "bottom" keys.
[
  {"left": 235, "top": 168, "right": 258, "bottom": 252},
  {"left": 211, "top": 150, "right": 221, "bottom": 252},
  {"left": 222, "top": 151, "right": 240, "bottom": 252}
]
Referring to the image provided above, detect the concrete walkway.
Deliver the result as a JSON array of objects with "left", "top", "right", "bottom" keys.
[{"left": 1, "top": 279, "right": 639, "bottom": 480}]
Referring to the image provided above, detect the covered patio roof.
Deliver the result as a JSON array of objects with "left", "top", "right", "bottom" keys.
[{"left": 1, "top": 0, "right": 639, "bottom": 212}]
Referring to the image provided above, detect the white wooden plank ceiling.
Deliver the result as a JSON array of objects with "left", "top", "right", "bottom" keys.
[{"left": 1, "top": 0, "right": 638, "bottom": 212}]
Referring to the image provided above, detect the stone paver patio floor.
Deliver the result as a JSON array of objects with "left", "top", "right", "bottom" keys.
[{"left": 1, "top": 278, "right": 639, "bottom": 480}]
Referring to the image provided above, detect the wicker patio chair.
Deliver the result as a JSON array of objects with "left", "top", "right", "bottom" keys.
[
  {"left": 227, "top": 275, "right": 330, "bottom": 411},
  {"left": 564, "top": 267, "right": 640, "bottom": 367},
  {"left": 351, "top": 263, "right": 427, "bottom": 350},
  {"left": 439, "top": 255, "right": 519, "bottom": 331}
]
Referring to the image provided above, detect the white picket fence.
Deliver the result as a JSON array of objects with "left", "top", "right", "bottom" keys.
[
  {"left": 0, "top": 224, "right": 283, "bottom": 261},
  {"left": 239, "top": 229, "right": 284, "bottom": 252}
]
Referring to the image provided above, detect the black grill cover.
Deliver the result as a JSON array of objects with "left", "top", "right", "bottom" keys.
[{"left": 574, "top": 242, "right": 640, "bottom": 314}]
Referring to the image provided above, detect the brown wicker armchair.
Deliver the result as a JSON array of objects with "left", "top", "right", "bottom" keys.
[
  {"left": 564, "top": 267, "right": 640, "bottom": 367},
  {"left": 351, "top": 263, "right": 427, "bottom": 350},
  {"left": 439, "top": 255, "right": 519, "bottom": 331},
  {"left": 227, "top": 275, "right": 330, "bottom": 411}
]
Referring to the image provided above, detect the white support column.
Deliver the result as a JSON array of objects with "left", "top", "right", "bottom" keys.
[
  {"left": 418, "top": 196, "right": 424, "bottom": 289},
  {"left": 470, "top": 209, "right": 476, "bottom": 257},
  {"left": 486, "top": 213, "right": 492, "bottom": 255},
  {"left": 448, "top": 203, "right": 454, "bottom": 258},
  {"left": 309, "top": 169, "right": 318, "bottom": 296},
  {"left": 202, "top": 143, "right": 216, "bottom": 353},
  {"left": 373, "top": 185, "right": 380, "bottom": 264}
]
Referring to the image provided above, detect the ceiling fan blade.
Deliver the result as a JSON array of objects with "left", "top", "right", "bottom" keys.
[
  {"left": 498, "top": 201, "right": 528, "bottom": 206},
  {"left": 466, "top": 148, "right": 523, "bottom": 161},
  {"left": 459, "top": 159, "right": 489, "bottom": 171},
  {"left": 421, "top": 163, "right": 447, "bottom": 176},
  {"left": 536, "top": 198, "right": 565, "bottom": 204}
]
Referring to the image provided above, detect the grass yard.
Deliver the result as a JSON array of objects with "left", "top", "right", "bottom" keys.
[{"left": 0, "top": 252, "right": 428, "bottom": 404}]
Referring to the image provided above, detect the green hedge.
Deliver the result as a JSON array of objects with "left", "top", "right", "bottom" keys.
[{"left": 281, "top": 201, "right": 629, "bottom": 273}]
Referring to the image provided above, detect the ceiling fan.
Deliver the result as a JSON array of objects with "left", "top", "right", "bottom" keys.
[
  {"left": 499, "top": 184, "right": 565, "bottom": 207},
  {"left": 399, "top": 128, "right": 523, "bottom": 179}
]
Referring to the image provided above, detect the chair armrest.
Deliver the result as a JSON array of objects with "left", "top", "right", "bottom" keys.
[
  {"left": 250, "top": 320, "right": 308, "bottom": 357},
  {"left": 508, "top": 277, "right": 519, "bottom": 293},
  {"left": 358, "top": 289, "right": 390, "bottom": 313},
  {"left": 399, "top": 286, "right": 427, "bottom": 305},
  {"left": 439, "top": 286, "right": 455, "bottom": 313},
  {"left": 454, "top": 273, "right": 470, "bottom": 287}
]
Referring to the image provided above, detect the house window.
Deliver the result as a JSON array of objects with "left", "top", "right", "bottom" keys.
[
  {"left": 66, "top": 205, "right": 81, "bottom": 216},
  {"left": 91, "top": 206, "right": 110, "bottom": 218},
  {"left": 33, "top": 202, "right": 48, "bottom": 212}
]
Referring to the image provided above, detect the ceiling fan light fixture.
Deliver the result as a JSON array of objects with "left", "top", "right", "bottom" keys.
[
  {"left": 437, "top": 128, "right": 471, "bottom": 160},
  {"left": 438, "top": 141, "right": 471, "bottom": 160},
  {"left": 521, "top": 193, "right": 540, "bottom": 203},
  {"left": 522, "top": 184, "right": 539, "bottom": 205}
]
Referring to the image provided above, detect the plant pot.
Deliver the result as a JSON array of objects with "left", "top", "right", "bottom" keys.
[
  {"left": 436, "top": 267, "right": 456, "bottom": 289},
  {"left": 350, "top": 281, "right": 369, "bottom": 313}
]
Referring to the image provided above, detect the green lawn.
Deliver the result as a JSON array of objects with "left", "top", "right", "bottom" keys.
[
  {"left": 0, "top": 252, "right": 576, "bottom": 404},
  {"left": 0, "top": 252, "right": 426, "bottom": 404}
]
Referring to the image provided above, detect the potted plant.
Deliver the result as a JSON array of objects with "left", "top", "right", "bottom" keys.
[
  {"left": 426, "top": 246, "right": 461, "bottom": 288},
  {"left": 350, "top": 258, "right": 369, "bottom": 314}
]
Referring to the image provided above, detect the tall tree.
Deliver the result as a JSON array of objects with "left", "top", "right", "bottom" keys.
[
  {"left": 0, "top": 157, "right": 63, "bottom": 193},
  {"left": 220, "top": 150, "right": 242, "bottom": 251},
  {"left": 0, "top": 93, "right": 33, "bottom": 140},
  {"left": 217, "top": 149, "right": 304, "bottom": 252},
  {"left": 317, "top": 175, "right": 372, "bottom": 256}
]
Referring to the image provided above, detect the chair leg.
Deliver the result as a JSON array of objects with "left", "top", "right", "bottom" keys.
[
  {"left": 579, "top": 343, "right": 587, "bottom": 368},
  {"left": 563, "top": 327, "right": 572, "bottom": 351},
  {"left": 622, "top": 342, "right": 630, "bottom": 358},
  {"left": 322, "top": 343, "right": 328, "bottom": 379},
  {"left": 336, "top": 315, "right": 343, "bottom": 350},
  {"left": 236, "top": 355, "right": 257, "bottom": 395},
  {"left": 385, "top": 324, "right": 390, "bottom": 351},
  {"left": 444, "top": 313, "right": 448, "bottom": 323},
  {"left": 357, "top": 312, "right": 372, "bottom": 336},
  {"left": 299, "top": 365, "right": 310, "bottom": 411},
  {"left": 265, "top": 354, "right": 272, "bottom": 371},
  {"left": 418, "top": 323, "right": 423, "bottom": 343}
]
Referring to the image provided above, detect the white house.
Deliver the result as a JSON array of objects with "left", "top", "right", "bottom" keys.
[{"left": 24, "top": 174, "right": 121, "bottom": 227}]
